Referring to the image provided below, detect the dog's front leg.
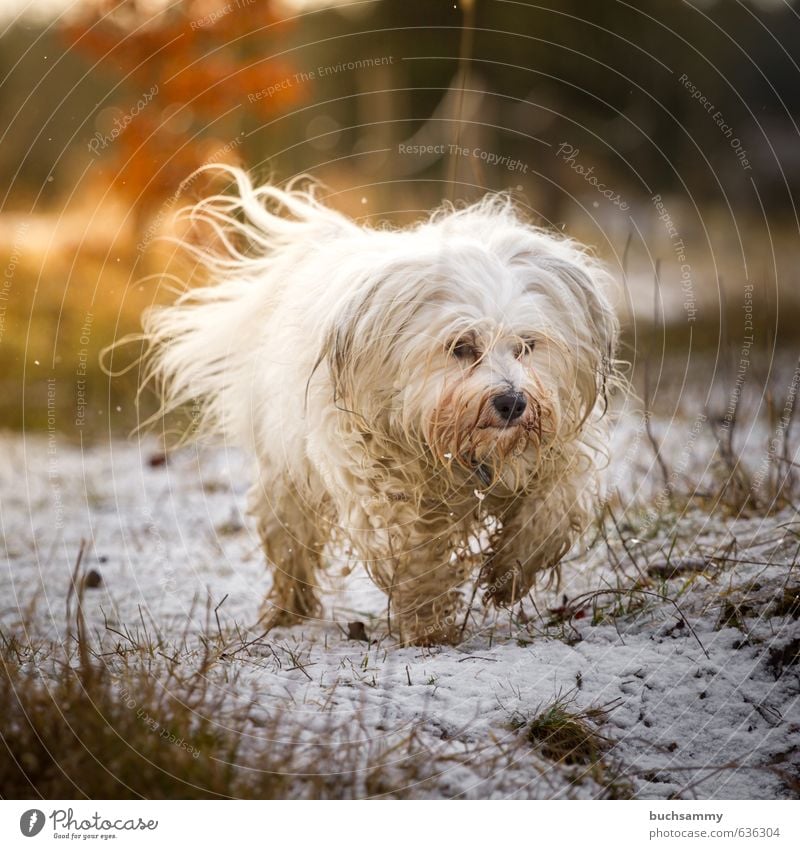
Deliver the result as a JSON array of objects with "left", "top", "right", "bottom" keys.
[
  {"left": 481, "top": 477, "right": 593, "bottom": 607},
  {"left": 248, "top": 480, "right": 326, "bottom": 629},
  {"left": 347, "top": 503, "right": 469, "bottom": 646},
  {"left": 389, "top": 529, "right": 468, "bottom": 646}
]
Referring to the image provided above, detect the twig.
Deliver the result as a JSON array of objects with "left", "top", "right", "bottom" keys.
[
  {"left": 606, "top": 505, "right": 645, "bottom": 581},
  {"left": 214, "top": 593, "right": 229, "bottom": 641},
  {"left": 447, "top": 0, "right": 477, "bottom": 199},
  {"left": 65, "top": 538, "right": 87, "bottom": 635},
  {"left": 220, "top": 628, "right": 272, "bottom": 660},
  {"left": 643, "top": 259, "right": 671, "bottom": 490},
  {"left": 568, "top": 587, "right": 710, "bottom": 659}
]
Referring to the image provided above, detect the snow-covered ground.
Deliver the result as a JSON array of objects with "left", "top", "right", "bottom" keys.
[{"left": 1, "top": 428, "right": 798, "bottom": 799}]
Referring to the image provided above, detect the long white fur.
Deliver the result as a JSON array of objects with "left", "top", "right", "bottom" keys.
[{"left": 143, "top": 165, "right": 620, "bottom": 644}]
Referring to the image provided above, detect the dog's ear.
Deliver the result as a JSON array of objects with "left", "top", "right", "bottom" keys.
[
  {"left": 320, "top": 299, "right": 366, "bottom": 411},
  {"left": 313, "top": 267, "right": 442, "bottom": 424},
  {"left": 529, "top": 251, "right": 620, "bottom": 419},
  {"left": 311, "top": 276, "right": 395, "bottom": 419},
  {"left": 543, "top": 255, "right": 618, "bottom": 363}
]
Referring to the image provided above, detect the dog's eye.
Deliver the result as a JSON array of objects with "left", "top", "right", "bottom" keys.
[
  {"left": 514, "top": 338, "right": 537, "bottom": 359},
  {"left": 452, "top": 338, "right": 478, "bottom": 361}
]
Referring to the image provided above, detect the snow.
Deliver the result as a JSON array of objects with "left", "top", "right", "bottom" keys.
[{"left": 1, "top": 429, "right": 798, "bottom": 799}]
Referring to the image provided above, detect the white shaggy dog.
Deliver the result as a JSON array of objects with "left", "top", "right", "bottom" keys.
[{"left": 143, "top": 166, "right": 620, "bottom": 645}]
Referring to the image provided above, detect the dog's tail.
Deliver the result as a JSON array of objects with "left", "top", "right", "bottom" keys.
[{"left": 130, "top": 165, "right": 353, "bottom": 443}]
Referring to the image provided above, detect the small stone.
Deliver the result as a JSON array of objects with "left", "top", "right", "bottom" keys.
[
  {"left": 84, "top": 569, "right": 102, "bottom": 589},
  {"left": 346, "top": 621, "right": 368, "bottom": 642}
]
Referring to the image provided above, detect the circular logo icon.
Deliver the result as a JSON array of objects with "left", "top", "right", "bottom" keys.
[{"left": 19, "top": 810, "right": 45, "bottom": 837}]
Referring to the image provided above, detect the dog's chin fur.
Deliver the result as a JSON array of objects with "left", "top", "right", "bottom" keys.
[{"left": 141, "top": 165, "right": 621, "bottom": 645}]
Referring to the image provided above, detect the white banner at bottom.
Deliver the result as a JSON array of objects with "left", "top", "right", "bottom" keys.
[{"left": 1, "top": 799, "right": 796, "bottom": 848}]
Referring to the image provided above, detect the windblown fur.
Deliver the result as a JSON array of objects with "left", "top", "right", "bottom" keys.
[{"left": 143, "top": 165, "right": 620, "bottom": 644}]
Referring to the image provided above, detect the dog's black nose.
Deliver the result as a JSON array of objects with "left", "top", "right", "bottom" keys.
[{"left": 492, "top": 391, "right": 527, "bottom": 422}]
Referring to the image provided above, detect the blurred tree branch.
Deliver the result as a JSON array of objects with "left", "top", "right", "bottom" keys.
[{"left": 61, "top": 0, "right": 304, "bottom": 218}]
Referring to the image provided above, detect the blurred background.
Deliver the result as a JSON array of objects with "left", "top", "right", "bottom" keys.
[{"left": 1, "top": 0, "right": 799, "bottom": 435}]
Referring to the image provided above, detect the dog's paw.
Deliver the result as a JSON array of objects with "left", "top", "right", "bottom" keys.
[
  {"left": 397, "top": 620, "right": 462, "bottom": 647},
  {"left": 257, "top": 604, "right": 306, "bottom": 631},
  {"left": 481, "top": 558, "right": 524, "bottom": 607},
  {"left": 258, "top": 582, "right": 322, "bottom": 630}
]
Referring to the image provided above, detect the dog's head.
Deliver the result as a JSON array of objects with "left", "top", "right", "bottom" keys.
[{"left": 321, "top": 196, "right": 619, "bottom": 491}]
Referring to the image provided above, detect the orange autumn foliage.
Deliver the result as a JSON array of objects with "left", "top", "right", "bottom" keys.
[{"left": 62, "top": 0, "right": 304, "bottom": 214}]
